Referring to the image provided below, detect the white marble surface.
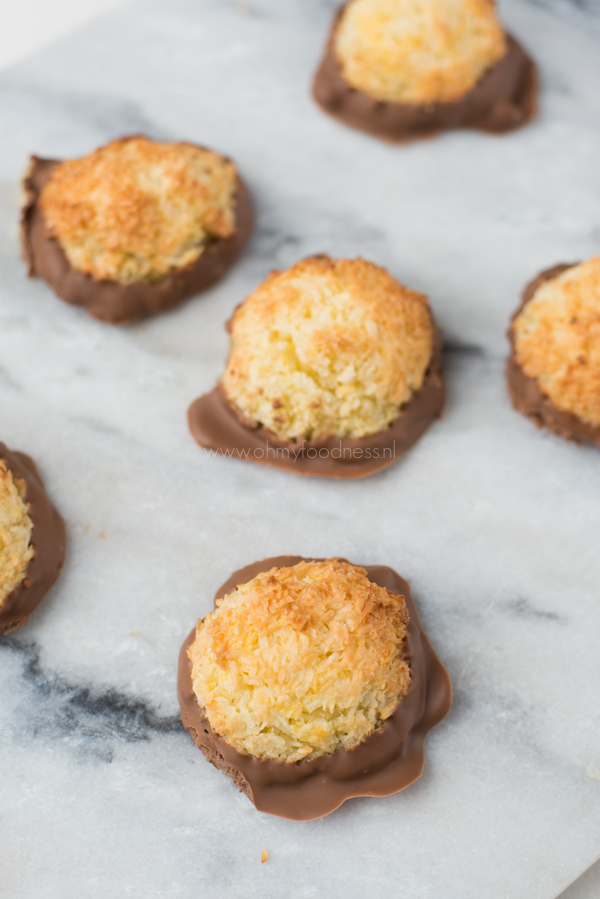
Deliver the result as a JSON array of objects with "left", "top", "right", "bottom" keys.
[
  {"left": 0, "top": 1, "right": 599, "bottom": 896},
  {"left": 0, "top": 0, "right": 123, "bottom": 71}
]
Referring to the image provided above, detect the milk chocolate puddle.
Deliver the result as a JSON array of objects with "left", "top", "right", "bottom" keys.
[
  {"left": 188, "top": 331, "right": 444, "bottom": 479},
  {"left": 178, "top": 556, "right": 452, "bottom": 821},
  {"left": 313, "top": 6, "right": 537, "bottom": 142},
  {"left": 0, "top": 444, "right": 66, "bottom": 635},
  {"left": 506, "top": 263, "right": 600, "bottom": 448},
  {"left": 21, "top": 147, "right": 253, "bottom": 325}
]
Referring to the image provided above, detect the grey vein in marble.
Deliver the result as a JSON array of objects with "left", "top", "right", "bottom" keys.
[{"left": 1, "top": 636, "right": 182, "bottom": 761}]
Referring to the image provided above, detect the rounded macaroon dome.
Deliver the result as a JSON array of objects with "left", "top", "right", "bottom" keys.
[
  {"left": 334, "top": 0, "right": 507, "bottom": 104},
  {"left": 512, "top": 258, "right": 600, "bottom": 428},
  {"left": 39, "top": 136, "right": 238, "bottom": 285},
  {"left": 222, "top": 255, "right": 435, "bottom": 441},
  {"left": 0, "top": 459, "right": 33, "bottom": 608},
  {"left": 188, "top": 559, "right": 411, "bottom": 762}
]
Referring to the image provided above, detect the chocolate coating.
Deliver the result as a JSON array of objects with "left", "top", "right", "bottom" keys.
[
  {"left": 506, "top": 263, "right": 600, "bottom": 449},
  {"left": 188, "top": 329, "right": 444, "bottom": 479},
  {"left": 178, "top": 556, "right": 452, "bottom": 821},
  {"left": 313, "top": 6, "right": 537, "bottom": 142},
  {"left": 21, "top": 149, "right": 254, "bottom": 325},
  {"left": 0, "top": 444, "right": 66, "bottom": 635}
]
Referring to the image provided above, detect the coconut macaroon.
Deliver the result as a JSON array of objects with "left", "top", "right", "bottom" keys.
[
  {"left": 188, "top": 254, "right": 444, "bottom": 478},
  {"left": 0, "top": 444, "right": 66, "bottom": 635},
  {"left": 312, "top": 0, "right": 536, "bottom": 141},
  {"left": 179, "top": 555, "right": 452, "bottom": 818},
  {"left": 21, "top": 137, "right": 253, "bottom": 323},
  {"left": 222, "top": 256, "right": 434, "bottom": 441},
  {"left": 511, "top": 259, "right": 600, "bottom": 434},
  {"left": 188, "top": 559, "right": 411, "bottom": 762},
  {"left": 0, "top": 460, "right": 34, "bottom": 609},
  {"left": 334, "top": 0, "right": 507, "bottom": 105},
  {"left": 39, "top": 136, "right": 237, "bottom": 284}
]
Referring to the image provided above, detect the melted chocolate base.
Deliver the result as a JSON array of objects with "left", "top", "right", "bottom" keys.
[
  {"left": 178, "top": 556, "right": 452, "bottom": 821},
  {"left": 21, "top": 149, "right": 254, "bottom": 325},
  {"left": 313, "top": 6, "right": 537, "bottom": 143},
  {"left": 0, "top": 444, "right": 66, "bottom": 635},
  {"left": 506, "top": 264, "right": 600, "bottom": 449},
  {"left": 188, "top": 330, "right": 444, "bottom": 479}
]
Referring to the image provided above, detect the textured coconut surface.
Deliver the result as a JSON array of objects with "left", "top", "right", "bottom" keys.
[
  {"left": 334, "top": 0, "right": 507, "bottom": 104},
  {"left": 39, "top": 136, "right": 237, "bottom": 284},
  {"left": 222, "top": 255, "right": 433, "bottom": 439},
  {"left": 0, "top": 459, "right": 33, "bottom": 607},
  {"left": 189, "top": 559, "right": 411, "bottom": 760}
]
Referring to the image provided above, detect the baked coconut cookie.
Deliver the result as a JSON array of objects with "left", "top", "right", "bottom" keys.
[
  {"left": 188, "top": 255, "right": 444, "bottom": 478},
  {"left": 313, "top": 0, "right": 537, "bottom": 141},
  {"left": 507, "top": 258, "right": 600, "bottom": 448},
  {"left": 21, "top": 136, "right": 253, "bottom": 324},
  {"left": 178, "top": 556, "right": 452, "bottom": 820},
  {"left": 0, "top": 443, "right": 66, "bottom": 635}
]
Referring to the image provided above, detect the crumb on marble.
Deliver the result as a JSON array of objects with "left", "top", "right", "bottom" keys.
[
  {"left": 513, "top": 257, "right": 600, "bottom": 427},
  {"left": 0, "top": 458, "right": 34, "bottom": 607},
  {"left": 334, "top": 0, "right": 507, "bottom": 104},
  {"left": 39, "top": 136, "right": 237, "bottom": 284},
  {"left": 261, "top": 849, "right": 268, "bottom": 863},
  {"left": 222, "top": 255, "right": 434, "bottom": 440},
  {"left": 587, "top": 760, "right": 600, "bottom": 782},
  {"left": 188, "top": 559, "right": 411, "bottom": 762}
]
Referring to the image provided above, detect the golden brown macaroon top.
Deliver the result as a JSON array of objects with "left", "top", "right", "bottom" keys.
[
  {"left": 513, "top": 258, "right": 600, "bottom": 428},
  {"left": 0, "top": 459, "right": 34, "bottom": 608},
  {"left": 188, "top": 559, "right": 411, "bottom": 762},
  {"left": 38, "top": 136, "right": 237, "bottom": 284},
  {"left": 222, "top": 255, "right": 434, "bottom": 440},
  {"left": 334, "top": 0, "right": 507, "bottom": 104}
]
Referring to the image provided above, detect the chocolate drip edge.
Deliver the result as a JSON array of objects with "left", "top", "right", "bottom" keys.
[{"left": 188, "top": 326, "right": 445, "bottom": 479}]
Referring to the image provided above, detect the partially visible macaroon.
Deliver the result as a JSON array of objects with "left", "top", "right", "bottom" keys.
[
  {"left": 0, "top": 460, "right": 34, "bottom": 609},
  {"left": 188, "top": 255, "right": 444, "bottom": 478},
  {"left": 336, "top": 0, "right": 507, "bottom": 104},
  {"left": 21, "top": 136, "right": 253, "bottom": 324},
  {"left": 0, "top": 444, "right": 66, "bottom": 634},
  {"left": 507, "top": 258, "right": 600, "bottom": 448},
  {"left": 313, "top": 0, "right": 537, "bottom": 141},
  {"left": 178, "top": 556, "right": 452, "bottom": 819}
]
